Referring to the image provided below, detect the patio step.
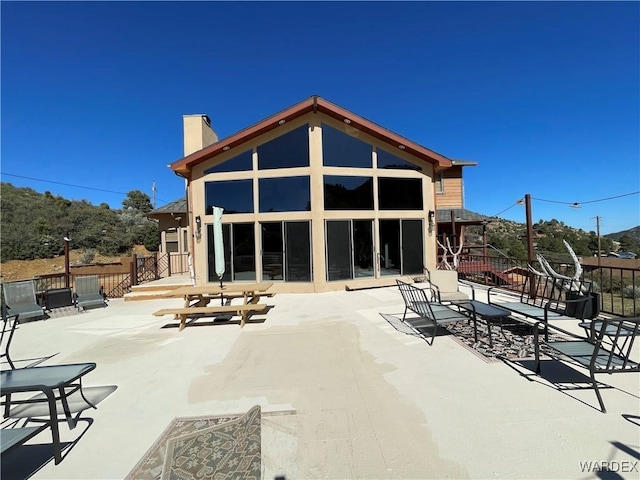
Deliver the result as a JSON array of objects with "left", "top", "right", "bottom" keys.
[
  {"left": 124, "top": 290, "right": 175, "bottom": 302},
  {"left": 124, "top": 282, "right": 190, "bottom": 302}
]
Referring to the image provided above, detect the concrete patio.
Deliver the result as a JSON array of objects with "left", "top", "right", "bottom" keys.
[{"left": 3, "top": 283, "right": 639, "bottom": 479}]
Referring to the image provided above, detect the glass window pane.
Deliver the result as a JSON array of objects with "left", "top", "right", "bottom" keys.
[
  {"left": 435, "top": 172, "right": 444, "bottom": 193},
  {"left": 232, "top": 223, "right": 256, "bottom": 281},
  {"left": 378, "top": 178, "right": 422, "bottom": 210},
  {"left": 259, "top": 176, "right": 310, "bottom": 212},
  {"left": 326, "top": 221, "right": 352, "bottom": 281},
  {"left": 353, "top": 220, "right": 374, "bottom": 278},
  {"left": 377, "top": 148, "right": 420, "bottom": 170},
  {"left": 322, "top": 123, "right": 372, "bottom": 167},
  {"left": 257, "top": 124, "right": 309, "bottom": 169},
  {"left": 285, "top": 221, "right": 311, "bottom": 282},
  {"left": 324, "top": 176, "right": 373, "bottom": 210},
  {"left": 204, "top": 150, "right": 252, "bottom": 174},
  {"left": 379, "top": 220, "right": 401, "bottom": 276},
  {"left": 261, "top": 222, "right": 283, "bottom": 281},
  {"left": 401, "top": 220, "right": 424, "bottom": 275},
  {"left": 205, "top": 180, "right": 253, "bottom": 214}
]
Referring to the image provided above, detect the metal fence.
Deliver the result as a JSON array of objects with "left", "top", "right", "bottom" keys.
[
  {"left": 453, "top": 252, "right": 639, "bottom": 317},
  {"left": 1, "top": 252, "right": 190, "bottom": 305}
]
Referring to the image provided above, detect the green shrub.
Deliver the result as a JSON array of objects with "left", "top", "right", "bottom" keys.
[{"left": 80, "top": 249, "right": 96, "bottom": 264}]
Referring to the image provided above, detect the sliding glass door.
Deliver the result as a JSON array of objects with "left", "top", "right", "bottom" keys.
[
  {"left": 326, "top": 220, "right": 374, "bottom": 281},
  {"left": 261, "top": 221, "right": 312, "bottom": 282},
  {"left": 378, "top": 219, "right": 424, "bottom": 277},
  {"left": 207, "top": 223, "right": 255, "bottom": 282}
]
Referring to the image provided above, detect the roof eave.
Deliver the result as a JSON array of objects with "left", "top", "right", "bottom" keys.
[{"left": 170, "top": 96, "right": 453, "bottom": 174}]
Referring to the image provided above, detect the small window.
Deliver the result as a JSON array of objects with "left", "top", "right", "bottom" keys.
[
  {"left": 324, "top": 176, "right": 373, "bottom": 210},
  {"left": 435, "top": 172, "right": 444, "bottom": 194},
  {"left": 205, "top": 180, "right": 253, "bottom": 214},
  {"left": 204, "top": 150, "right": 252, "bottom": 173},
  {"left": 257, "top": 124, "right": 309, "bottom": 169},
  {"left": 165, "top": 241, "right": 179, "bottom": 253}
]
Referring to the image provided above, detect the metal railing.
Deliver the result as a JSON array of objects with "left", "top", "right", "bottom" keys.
[
  {"left": 453, "top": 252, "right": 639, "bottom": 317},
  {"left": 33, "top": 273, "right": 133, "bottom": 299}
]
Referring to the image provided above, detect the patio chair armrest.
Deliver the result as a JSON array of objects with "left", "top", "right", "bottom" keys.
[
  {"left": 415, "top": 283, "right": 439, "bottom": 302},
  {"left": 459, "top": 279, "right": 477, "bottom": 300}
]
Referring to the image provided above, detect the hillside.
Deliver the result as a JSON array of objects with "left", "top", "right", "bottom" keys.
[
  {"left": 464, "top": 218, "right": 640, "bottom": 261},
  {"left": 605, "top": 226, "right": 640, "bottom": 243},
  {"left": 0, "top": 183, "right": 159, "bottom": 262}
]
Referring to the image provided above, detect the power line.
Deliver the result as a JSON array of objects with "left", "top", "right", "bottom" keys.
[
  {"left": 1, "top": 172, "right": 172, "bottom": 205},
  {"left": 532, "top": 191, "right": 640, "bottom": 207},
  {"left": 2, "top": 172, "right": 129, "bottom": 196},
  {"left": 490, "top": 202, "right": 520, "bottom": 218}
]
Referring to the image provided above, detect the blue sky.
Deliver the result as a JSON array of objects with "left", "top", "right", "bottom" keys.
[{"left": 2, "top": 1, "right": 638, "bottom": 235}]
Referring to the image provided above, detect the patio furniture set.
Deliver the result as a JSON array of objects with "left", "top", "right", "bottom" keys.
[
  {"left": 1, "top": 275, "right": 108, "bottom": 324},
  {"left": 0, "top": 276, "right": 112, "bottom": 468},
  {"left": 1, "top": 311, "right": 100, "bottom": 465},
  {"left": 0, "top": 280, "right": 276, "bottom": 470},
  {"left": 396, "top": 271, "right": 640, "bottom": 413}
]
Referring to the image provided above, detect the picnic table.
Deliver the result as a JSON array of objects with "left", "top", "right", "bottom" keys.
[{"left": 154, "top": 283, "right": 274, "bottom": 330}]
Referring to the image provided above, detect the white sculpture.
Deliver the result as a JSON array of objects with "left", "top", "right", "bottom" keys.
[
  {"left": 437, "top": 236, "right": 463, "bottom": 270},
  {"left": 528, "top": 240, "right": 587, "bottom": 293}
]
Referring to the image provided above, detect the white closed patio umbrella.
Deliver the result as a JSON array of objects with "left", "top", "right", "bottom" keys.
[{"left": 213, "top": 206, "right": 225, "bottom": 305}]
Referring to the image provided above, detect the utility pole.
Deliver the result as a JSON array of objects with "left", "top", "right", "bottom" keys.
[
  {"left": 596, "top": 216, "right": 602, "bottom": 290},
  {"left": 63, "top": 232, "right": 71, "bottom": 289},
  {"left": 152, "top": 181, "right": 157, "bottom": 209},
  {"left": 595, "top": 216, "right": 602, "bottom": 260},
  {"left": 524, "top": 194, "right": 536, "bottom": 298}
]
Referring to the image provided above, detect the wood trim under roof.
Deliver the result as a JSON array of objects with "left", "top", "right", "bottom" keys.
[{"left": 170, "top": 96, "right": 454, "bottom": 176}]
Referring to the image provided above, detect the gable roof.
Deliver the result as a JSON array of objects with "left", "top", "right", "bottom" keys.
[
  {"left": 147, "top": 197, "right": 187, "bottom": 218},
  {"left": 170, "top": 96, "right": 454, "bottom": 176},
  {"left": 436, "top": 208, "right": 490, "bottom": 224}
]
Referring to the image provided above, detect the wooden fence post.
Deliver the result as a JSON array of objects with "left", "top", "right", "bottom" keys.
[{"left": 131, "top": 254, "right": 138, "bottom": 287}]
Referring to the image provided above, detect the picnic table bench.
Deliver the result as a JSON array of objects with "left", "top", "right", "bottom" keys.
[{"left": 153, "top": 304, "right": 269, "bottom": 331}]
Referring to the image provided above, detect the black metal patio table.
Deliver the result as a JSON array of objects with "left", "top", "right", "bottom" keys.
[
  {"left": 0, "top": 362, "right": 96, "bottom": 464},
  {"left": 454, "top": 300, "right": 511, "bottom": 347}
]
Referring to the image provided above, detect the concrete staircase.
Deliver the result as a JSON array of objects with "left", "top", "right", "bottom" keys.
[{"left": 123, "top": 276, "right": 192, "bottom": 302}]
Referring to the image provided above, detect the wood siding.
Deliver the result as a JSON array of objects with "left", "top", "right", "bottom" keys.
[{"left": 436, "top": 167, "right": 464, "bottom": 208}]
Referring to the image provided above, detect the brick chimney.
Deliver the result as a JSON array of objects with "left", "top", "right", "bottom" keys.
[{"left": 183, "top": 114, "right": 218, "bottom": 156}]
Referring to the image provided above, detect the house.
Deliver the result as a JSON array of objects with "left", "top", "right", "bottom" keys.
[{"left": 162, "top": 96, "right": 477, "bottom": 292}]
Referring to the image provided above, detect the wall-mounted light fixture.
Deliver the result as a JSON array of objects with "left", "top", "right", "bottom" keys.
[
  {"left": 195, "top": 215, "right": 202, "bottom": 240},
  {"left": 428, "top": 210, "right": 435, "bottom": 232}
]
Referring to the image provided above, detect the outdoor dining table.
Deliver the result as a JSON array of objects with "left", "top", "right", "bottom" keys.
[
  {"left": 0, "top": 362, "right": 97, "bottom": 464},
  {"left": 167, "top": 282, "right": 274, "bottom": 309},
  {"left": 454, "top": 300, "right": 511, "bottom": 347}
]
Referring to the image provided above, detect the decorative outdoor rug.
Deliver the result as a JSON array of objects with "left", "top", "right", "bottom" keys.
[
  {"left": 380, "top": 313, "right": 566, "bottom": 363},
  {"left": 125, "top": 405, "right": 261, "bottom": 480}
]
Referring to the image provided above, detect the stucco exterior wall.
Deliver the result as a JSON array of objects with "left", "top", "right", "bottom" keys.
[{"left": 187, "top": 112, "right": 438, "bottom": 292}]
